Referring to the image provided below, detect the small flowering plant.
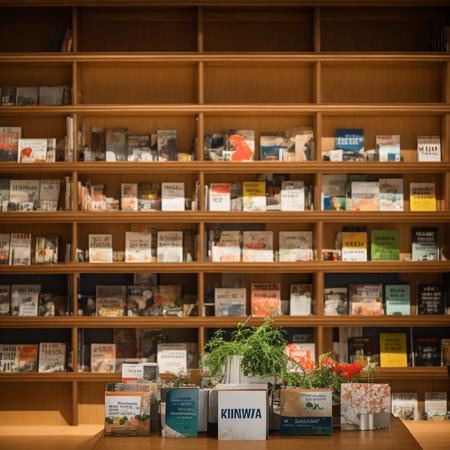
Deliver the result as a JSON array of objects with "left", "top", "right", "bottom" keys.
[{"left": 284, "top": 353, "right": 372, "bottom": 402}]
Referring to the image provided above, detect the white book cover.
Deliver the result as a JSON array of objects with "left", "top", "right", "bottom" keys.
[
  {"left": 280, "top": 181, "right": 305, "bottom": 211},
  {"left": 38, "top": 342, "right": 66, "bottom": 373},
  {"left": 10, "top": 284, "right": 40, "bottom": 317},
  {"left": 212, "top": 230, "right": 241, "bottom": 262},
  {"left": 88, "top": 234, "right": 113, "bottom": 263},
  {"left": 351, "top": 181, "right": 380, "bottom": 212},
  {"left": 125, "top": 231, "right": 151, "bottom": 263},
  {"left": 39, "top": 180, "right": 61, "bottom": 211},
  {"left": 218, "top": 389, "right": 268, "bottom": 440},
  {"left": 157, "top": 343, "right": 187, "bottom": 375},
  {"left": 9, "top": 233, "right": 31, "bottom": 265},
  {"left": 157, "top": 231, "right": 183, "bottom": 262},
  {"left": 243, "top": 231, "right": 273, "bottom": 262},
  {"left": 91, "top": 343, "right": 116, "bottom": 373},
  {"left": 161, "top": 182, "right": 185, "bottom": 211},
  {"left": 379, "top": 178, "right": 403, "bottom": 212},
  {"left": 425, "top": 392, "right": 447, "bottom": 419},
  {"left": 18, "top": 138, "right": 47, "bottom": 163},
  {"left": 0, "top": 344, "right": 20, "bottom": 373},
  {"left": 209, "top": 183, "right": 231, "bottom": 211},
  {"left": 290, "top": 284, "right": 312, "bottom": 316},
  {"left": 9, "top": 179, "right": 39, "bottom": 211},
  {"left": 417, "top": 136, "right": 441, "bottom": 162},
  {"left": 120, "top": 183, "right": 138, "bottom": 211},
  {"left": 391, "top": 393, "right": 419, "bottom": 420},
  {"left": 215, "top": 288, "right": 247, "bottom": 317},
  {"left": 279, "top": 231, "right": 313, "bottom": 262},
  {"left": 376, "top": 135, "right": 401, "bottom": 162}
]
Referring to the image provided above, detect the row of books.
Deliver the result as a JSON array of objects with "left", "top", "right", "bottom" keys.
[
  {"left": 0, "top": 234, "right": 60, "bottom": 265},
  {"left": 392, "top": 392, "right": 447, "bottom": 421},
  {"left": 0, "top": 86, "right": 71, "bottom": 107},
  {"left": 322, "top": 175, "right": 436, "bottom": 212},
  {"left": 0, "top": 178, "right": 71, "bottom": 212},
  {"left": 0, "top": 122, "right": 73, "bottom": 162}
]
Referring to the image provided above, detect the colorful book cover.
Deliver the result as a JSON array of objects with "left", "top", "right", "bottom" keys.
[
  {"left": 411, "top": 227, "right": 438, "bottom": 261},
  {"left": 335, "top": 129, "right": 364, "bottom": 161},
  {"left": 18, "top": 138, "right": 47, "bottom": 163},
  {"left": 280, "top": 388, "right": 332, "bottom": 436},
  {"left": 39, "top": 179, "right": 61, "bottom": 211},
  {"left": 0, "top": 234, "right": 10, "bottom": 265},
  {"left": 341, "top": 383, "right": 391, "bottom": 431},
  {"left": 379, "top": 178, "right": 403, "bottom": 211},
  {"left": 385, "top": 284, "right": 411, "bottom": 315},
  {"left": 251, "top": 283, "right": 281, "bottom": 317},
  {"left": 0, "top": 179, "right": 10, "bottom": 211},
  {"left": 204, "top": 133, "right": 226, "bottom": 161},
  {"left": 348, "top": 336, "right": 373, "bottom": 364},
  {"left": 16, "top": 86, "right": 38, "bottom": 105},
  {"left": 370, "top": 229, "right": 400, "bottom": 261},
  {"left": 379, "top": 333, "right": 408, "bottom": 367},
  {"left": 214, "top": 288, "right": 246, "bottom": 317},
  {"left": 225, "top": 130, "right": 255, "bottom": 162},
  {"left": 285, "top": 343, "right": 316, "bottom": 370},
  {"left": 152, "top": 285, "right": 182, "bottom": 316},
  {"left": 211, "top": 230, "right": 241, "bottom": 263},
  {"left": 321, "top": 174, "right": 346, "bottom": 211},
  {"left": 341, "top": 231, "right": 367, "bottom": 262},
  {"left": 0, "top": 127, "right": 21, "bottom": 162},
  {"left": 209, "top": 183, "right": 231, "bottom": 211},
  {"left": 351, "top": 181, "right": 379, "bottom": 211},
  {"left": 410, "top": 182, "right": 436, "bottom": 212},
  {"left": 349, "top": 284, "right": 383, "bottom": 316},
  {"left": 161, "top": 182, "right": 185, "bottom": 211},
  {"left": 164, "top": 388, "right": 199, "bottom": 437},
  {"left": 280, "top": 181, "right": 305, "bottom": 211},
  {"left": 34, "top": 236, "right": 59, "bottom": 264},
  {"left": 260, "top": 132, "right": 287, "bottom": 161},
  {"left": 17, "top": 344, "right": 38, "bottom": 372},
  {"left": 91, "top": 343, "right": 116, "bottom": 373},
  {"left": 376, "top": 134, "right": 401, "bottom": 162},
  {"left": 138, "top": 183, "right": 160, "bottom": 211},
  {"left": 417, "top": 136, "right": 441, "bottom": 162},
  {"left": 242, "top": 181, "right": 266, "bottom": 212},
  {"left": 417, "top": 283, "right": 444, "bottom": 315},
  {"left": 391, "top": 393, "right": 419, "bottom": 420}
]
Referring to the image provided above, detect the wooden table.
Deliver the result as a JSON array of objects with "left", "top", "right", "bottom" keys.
[{"left": 0, "top": 418, "right": 422, "bottom": 450}]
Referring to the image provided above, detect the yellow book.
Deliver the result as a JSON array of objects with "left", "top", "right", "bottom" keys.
[
  {"left": 341, "top": 232, "right": 367, "bottom": 262},
  {"left": 410, "top": 182, "right": 436, "bottom": 212},
  {"left": 379, "top": 332, "right": 408, "bottom": 367},
  {"left": 243, "top": 181, "right": 266, "bottom": 211}
]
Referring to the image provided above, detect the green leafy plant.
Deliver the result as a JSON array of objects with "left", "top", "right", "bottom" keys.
[{"left": 202, "top": 318, "right": 289, "bottom": 379}]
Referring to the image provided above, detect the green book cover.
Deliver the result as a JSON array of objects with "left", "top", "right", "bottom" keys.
[
  {"left": 370, "top": 229, "right": 400, "bottom": 261},
  {"left": 385, "top": 284, "right": 411, "bottom": 315},
  {"left": 165, "top": 387, "right": 198, "bottom": 437}
]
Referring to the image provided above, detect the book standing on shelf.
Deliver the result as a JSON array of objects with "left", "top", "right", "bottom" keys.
[
  {"left": 242, "top": 181, "right": 266, "bottom": 212},
  {"left": 157, "top": 343, "right": 188, "bottom": 375},
  {"left": 341, "top": 230, "right": 367, "bottom": 262},
  {"left": 127, "top": 134, "right": 152, "bottom": 161},
  {"left": 161, "top": 182, "right": 185, "bottom": 211},
  {"left": 211, "top": 230, "right": 241, "bottom": 262},
  {"left": 279, "top": 231, "right": 313, "bottom": 262},
  {"left": 379, "top": 178, "right": 403, "bottom": 211},
  {"left": 280, "top": 181, "right": 305, "bottom": 211},
  {"left": 348, "top": 336, "right": 373, "bottom": 364},
  {"left": 214, "top": 288, "right": 246, "bottom": 317},
  {"left": 321, "top": 174, "right": 346, "bottom": 211},
  {"left": 409, "top": 182, "right": 436, "bottom": 212},
  {"left": 370, "top": 229, "right": 400, "bottom": 261},
  {"left": 96, "top": 285, "right": 127, "bottom": 317},
  {"left": 39, "top": 180, "right": 61, "bottom": 211},
  {"left": 243, "top": 231, "right": 273, "bottom": 262},
  {"left": 379, "top": 332, "right": 408, "bottom": 367},
  {"left": 125, "top": 231, "right": 152, "bottom": 263},
  {"left": 251, "top": 283, "right": 281, "bottom": 317},
  {"left": 0, "top": 126, "right": 21, "bottom": 162},
  {"left": 10, "top": 284, "right": 40, "bottom": 317},
  {"left": 9, "top": 233, "right": 31, "bottom": 265},
  {"left": 413, "top": 336, "right": 441, "bottom": 366},
  {"left": 335, "top": 128, "right": 364, "bottom": 161},
  {"left": 91, "top": 343, "right": 116, "bottom": 373},
  {"left": 121, "top": 183, "right": 138, "bottom": 211},
  {"left": 424, "top": 392, "right": 447, "bottom": 420},
  {"left": 350, "top": 284, "right": 383, "bottom": 316},
  {"left": 350, "top": 181, "right": 379, "bottom": 211},
  {"left": 0, "top": 234, "right": 10, "bottom": 265},
  {"left": 226, "top": 130, "right": 255, "bottom": 161},
  {"left": 39, "top": 293, "right": 66, "bottom": 317},
  {"left": 290, "top": 284, "right": 312, "bottom": 316},
  {"left": 89, "top": 234, "right": 113, "bottom": 263},
  {"left": 417, "top": 283, "right": 445, "bottom": 315},
  {"left": 391, "top": 393, "right": 419, "bottom": 420},
  {"left": 411, "top": 227, "right": 439, "bottom": 261},
  {"left": 417, "top": 136, "right": 441, "bottom": 162},
  {"left": 385, "top": 284, "right": 411, "bottom": 315},
  {"left": 204, "top": 133, "right": 226, "bottom": 161},
  {"left": 127, "top": 286, "right": 153, "bottom": 316},
  {"left": 34, "top": 236, "right": 59, "bottom": 264},
  {"left": 9, "top": 179, "right": 39, "bottom": 211},
  {"left": 376, "top": 135, "right": 400, "bottom": 162},
  {"left": 0, "top": 286, "right": 10, "bottom": 316},
  {"left": 38, "top": 342, "right": 66, "bottom": 372},
  {"left": 157, "top": 231, "right": 183, "bottom": 263},
  {"left": 106, "top": 128, "right": 127, "bottom": 162},
  {"left": 324, "top": 287, "right": 348, "bottom": 316},
  {"left": 18, "top": 139, "right": 47, "bottom": 163},
  {"left": 260, "top": 132, "right": 287, "bottom": 161},
  {"left": 209, "top": 183, "right": 231, "bottom": 211},
  {"left": 16, "top": 87, "right": 38, "bottom": 106}
]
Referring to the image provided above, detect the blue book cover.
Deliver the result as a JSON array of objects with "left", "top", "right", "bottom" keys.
[
  {"left": 335, "top": 128, "right": 364, "bottom": 153},
  {"left": 165, "top": 387, "right": 198, "bottom": 437}
]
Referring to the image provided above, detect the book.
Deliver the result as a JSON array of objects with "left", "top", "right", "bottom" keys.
[
  {"left": 34, "top": 235, "right": 59, "bottom": 264},
  {"left": 204, "top": 133, "right": 226, "bottom": 161},
  {"left": 121, "top": 362, "right": 158, "bottom": 382},
  {"left": 411, "top": 227, "right": 439, "bottom": 261},
  {"left": 425, "top": 392, "right": 447, "bottom": 420},
  {"left": 289, "top": 284, "right": 312, "bottom": 316},
  {"left": 341, "top": 383, "right": 391, "bottom": 430},
  {"left": 91, "top": 343, "right": 116, "bottom": 373},
  {"left": 17, "top": 345, "right": 38, "bottom": 372},
  {"left": 217, "top": 387, "right": 268, "bottom": 440},
  {"left": 38, "top": 342, "right": 66, "bottom": 372},
  {"left": 280, "top": 181, "right": 305, "bottom": 211},
  {"left": 39, "top": 293, "right": 66, "bottom": 317},
  {"left": 209, "top": 183, "right": 231, "bottom": 211},
  {"left": 286, "top": 343, "right": 316, "bottom": 369},
  {"left": 391, "top": 393, "right": 419, "bottom": 420},
  {"left": 370, "top": 229, "right": 400, "bottom": 261},
  {"left": 280, "top": 388, "right": 332, "bottom": 436},
  {"left": 335, "top": 129, "right": 365, "bottom": 161},
  {"left": 106, "top": 128, "right": 127, "bottom": 162},
  {"left": 0, "top": 286, "right": 10, "bottom": 316},
  {"left": 164, "top": 388, "right": 199, "bottom": 438},
  {"left": 88, "top": 234, "right": 113, "bottom": 263},
  {"left": 242, "top": 181, "right": 266, "bottom": 212},
  {"left": 414, "top": 336, "right": 441, "bottom": 366},
  {"left": 251, "top": 283, "right": 281, "bottom": 317},
  {"left": 18, "top": 138, "right": 47, "bottom": 163},
  {"left": 96, "top": 285, "right": 127, "bottom": 317},
  {"left": 0, "top": 234, "right": 9, "bottom": 265},
  {"left": 286, "top": 127, "right": 314, "bottom": 162},
  {"left": 225, "top": 130, "right": 255, "bottom": 162},
  {"left": 385, "top": 284, "right": 411, "bottom": 315},
  {"left": 321, "top": 174, "right": 346, "bottom": 211},
  {"left": 259, "top": 132, "right": 287, "bottom": 161},
  {"left": 348, "top": 337, "right": 373, "bottom": 364},
  {"left": 0, "top": 127, "right": 21, "bottom": 162},
  {"left": 39, "top": 180, "right": 61, "bottom": 211},
  {"left": 379, "top": 178, "right": 403, "bottom": 211},
  {"left": 376, "top": 135, "right": 401, "bottom": 162},
  {"left": 351, "top": 181, "right": 379, "bottom": 211},
  {"left": 214, "top": 288, "right": 246, "bottom": 317},
  {"left": 90, "top": 127, "right": 106, "bottom": 161},
  {"left": 127, "top": 134, "right": 152, "bottom": 161},
  {"left": 379, "top": 333, "right": 408, "bottom": 367},
  {"left": 120, "top": 183, "right": 138, "bottom": 211},
  {"left": 211, "top": 230, "right": 241, "bottom": 262},
  {"left": 152, "top": 285, "right": 182, "bottom": 316},
  {"left": 9, "top": 179, "right": 39, "bottom": 211},
  {"left": 16, "top": 86, "right": 38, "bottom": 106},
  {"left": 441, "top": 339, "right": 450, "bottom": 366},
  {"left": 1, "top": 87, "right": 16, "bottom": 105},
  {"left": 38, "top": 86, "right": 66, "bottom": 105},
  {"left": 127, "top": 286, "right": 153, "bottom": 316},
  {"left": 279, "top": 231, "right": 313, "bottom": 262},
  {"left": 0, "top": 179, "right": 9, "bottom": 211},
  {"left": 349, "top": 284, "right": 383, "bottom": 316},
  {"left": 161, "top": 182, "right": 185, "bottom": 211},
  {"left": 138, "top": 183, "right": 161, "bottom": 211},
  {"left": 9, "top": 233, "right": 31, "bottom": 265},
  {"left": 243, "top": 231, "right": 273, "bottom": 262},
  {"left": 417, "top": 136, "right": 441, "bottom": 162},
  {"left": 324, "top": 287, "right": 348, "bottom": 315},
  {"left": 157, "top": 231, "right": 183, "bottom": 263},
  {"left": 341, "top": 231, "right": 367, "bottom": 262},
  {"left": 10, "top": 284, "right": 40, "bottom": 316},
  {"left": 417, "top": 283, "right": 445, "bottom": 315},
  {"left": 125, "top": 231, "right": 152, "bottom": 263},
  {"left": 410, "top": 182, "right": 436, "bottom": 212},
  {"left": 157, "top": 343, "right": 188, "bottom": 375},
  {"left": 157, "top": 130, "right": 177, "bottom": 161}
]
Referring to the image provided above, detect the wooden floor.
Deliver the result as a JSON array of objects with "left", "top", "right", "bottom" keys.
[{"left": 2, "top": 418, "right": 449, "bottom": 450}]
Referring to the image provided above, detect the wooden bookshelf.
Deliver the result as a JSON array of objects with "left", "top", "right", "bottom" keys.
[{"left": 0, "top": 0, "right": 449, "bottom": 427}]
